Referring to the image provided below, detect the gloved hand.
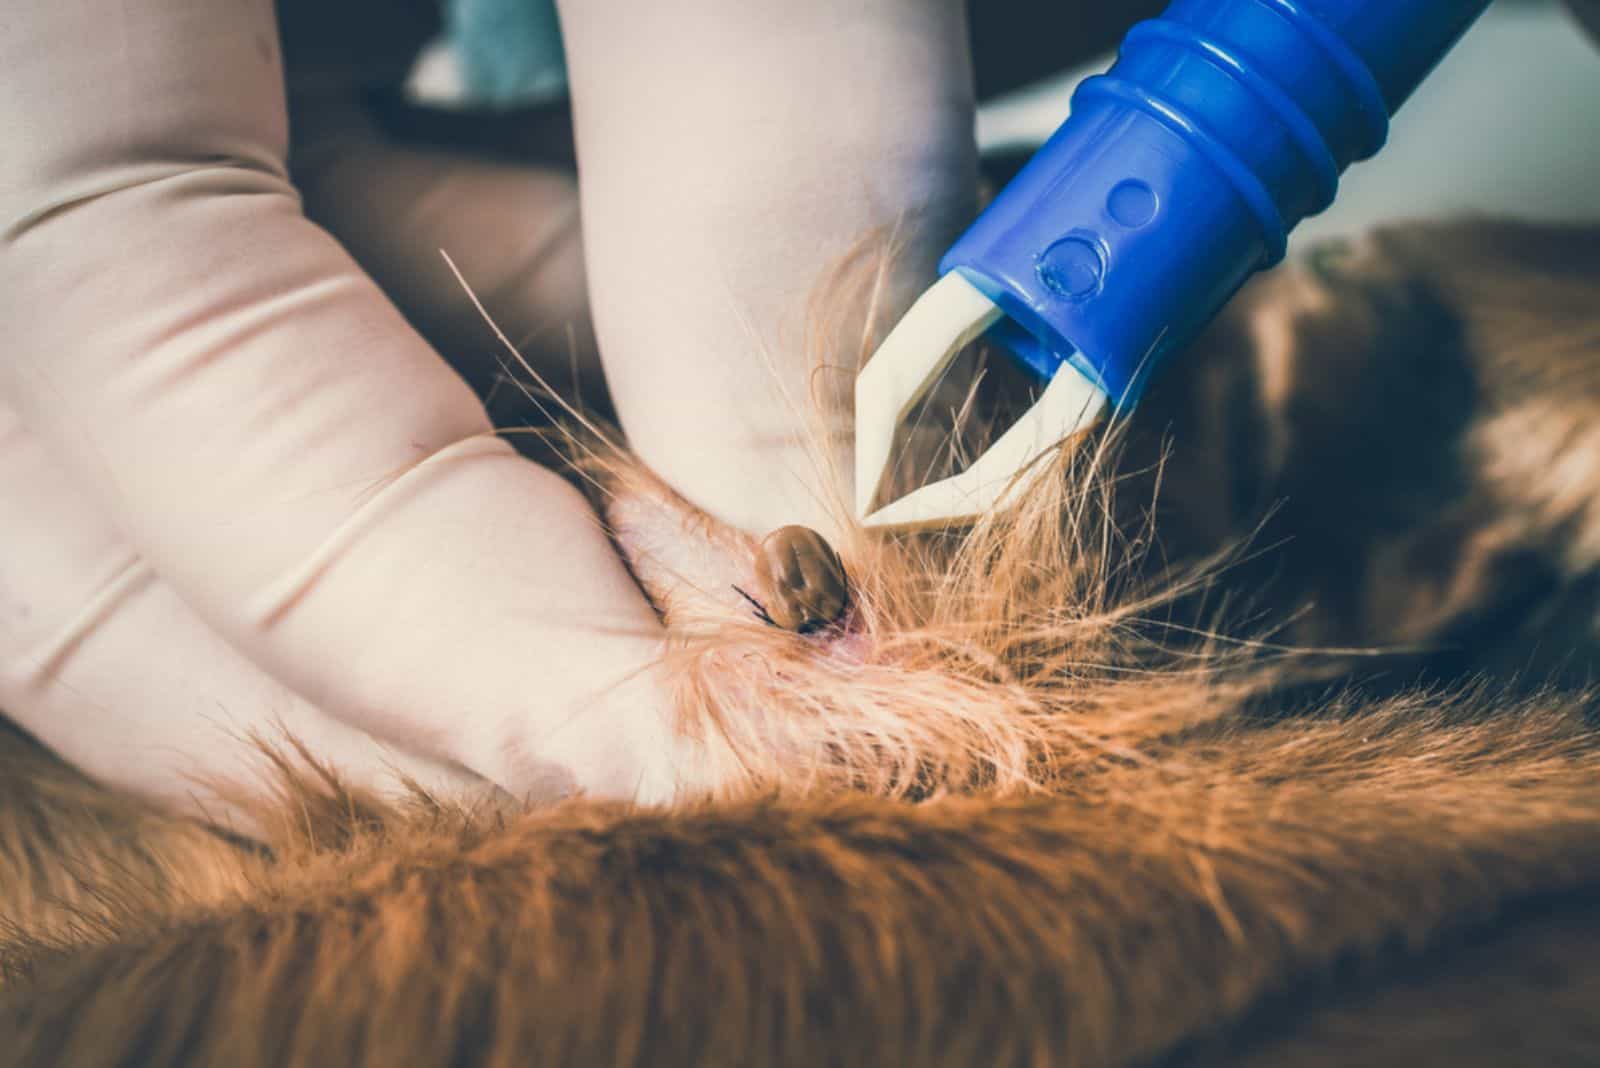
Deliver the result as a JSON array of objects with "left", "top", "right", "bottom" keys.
[
  {"left": 556, "top": 0, "right": 978, "bottom": 540},
  {"left": 0, "top": 0, "right": 977, "bottom": 821},
  {"left": 0, "top": 0, "right": 690, "bottom": 820}
]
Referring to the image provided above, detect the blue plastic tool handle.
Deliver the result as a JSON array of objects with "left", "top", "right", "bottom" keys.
[{"left": 941, "top": 0, "right": 1492, "bottom": 401}]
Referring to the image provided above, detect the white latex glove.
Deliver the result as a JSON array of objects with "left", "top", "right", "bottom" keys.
[
  {"left": 2, "top": 0, "right": 978, "bottom": 819},
  {"left": 557, "top": 0, "right": 979, "bottom": 539},
  {"left": 0, "top": 401, "right": 489, "bottom": 832},
  {"left": 0, "top": 0, "right": 688, "bottom": 814}
]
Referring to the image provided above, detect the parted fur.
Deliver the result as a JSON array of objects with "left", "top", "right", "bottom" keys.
[{"left": 2, "top": 218, "right": 1600, "bottom": 1066}]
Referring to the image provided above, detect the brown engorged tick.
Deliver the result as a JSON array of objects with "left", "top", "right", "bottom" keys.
[{"left": 736, "top": 525, "right": 850, "bottom": 635}]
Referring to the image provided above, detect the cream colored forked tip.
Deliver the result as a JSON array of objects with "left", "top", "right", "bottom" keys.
[{"left": 854, "top": 272, "right": 1109, "bottom": 529}]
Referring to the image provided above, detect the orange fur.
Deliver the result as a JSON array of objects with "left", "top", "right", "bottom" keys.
[{"left": 3, "top": 218, "right": 1600, "bottom": 1066}]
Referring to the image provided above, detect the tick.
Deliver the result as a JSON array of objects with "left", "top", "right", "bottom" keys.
[{"left": 735, "top": 525, "right": 850, "bottom": 635}]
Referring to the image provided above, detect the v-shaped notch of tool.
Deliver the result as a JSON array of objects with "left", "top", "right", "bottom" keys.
[{"left": 853, "top": 273, "right": 1109, "bottom": 529}]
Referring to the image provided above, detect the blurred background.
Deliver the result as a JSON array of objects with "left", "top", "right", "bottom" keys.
[
  {"left": 406, "top": 0, "right": 1600, "bottom": 249},
  {"left": 973, "top": 0, "right": 1600, "bottom": 249}
]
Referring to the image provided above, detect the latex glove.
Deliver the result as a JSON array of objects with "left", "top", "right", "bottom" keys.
[
  {"left": 557, "top": 0, "right": 979, "bottom": 539},
  {"left": 0, "top": 0, "right": 695, "bottom": 817}
]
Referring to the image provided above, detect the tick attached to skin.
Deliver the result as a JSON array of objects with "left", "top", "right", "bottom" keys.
[{"left": 736, "top": 525, "right": 851, "bottom": 635}]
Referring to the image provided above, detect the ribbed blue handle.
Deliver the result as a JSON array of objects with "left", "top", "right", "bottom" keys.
[{"left": 941, "top": 0, "right": 1491, "bottom": 401}]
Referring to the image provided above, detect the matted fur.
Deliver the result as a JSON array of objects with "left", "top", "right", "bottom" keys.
[{"left": 3, "top": 219, "right": 1600, "bottom": 1066}]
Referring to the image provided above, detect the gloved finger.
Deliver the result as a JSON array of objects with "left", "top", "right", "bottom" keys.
[
  {"left": 1, "top": 0, "right": 693, "bottom": 803},
  {"left": 288, "top": 96, "right": 601, "bottom": 411},
  {"left": 0, "top": 404, "right": 491, "bottom": 833},
  {"left": 557, "top": 0, "right": 979, "bottom": 538}
]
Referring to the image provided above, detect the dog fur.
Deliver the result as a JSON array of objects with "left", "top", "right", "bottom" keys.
[{"left": 2, "top": 218, "right": 1599, "bottom": 1066}]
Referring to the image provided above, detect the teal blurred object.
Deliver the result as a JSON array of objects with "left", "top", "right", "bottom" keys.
[{"left": 446, "top": 0, "right": 568, "bottom": 107}]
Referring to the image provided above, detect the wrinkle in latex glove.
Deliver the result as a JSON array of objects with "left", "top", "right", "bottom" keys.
[
  {"left": 0, "top": 0, "right": 699, "bottom": 806},
  {"left": 0, "top": 403, "right": 492, "bottom": 831}
]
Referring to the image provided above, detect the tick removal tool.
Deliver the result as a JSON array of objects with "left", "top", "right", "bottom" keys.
[{"left": 855, "top": 0, "right": 1493, "bottom": 528}]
